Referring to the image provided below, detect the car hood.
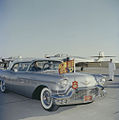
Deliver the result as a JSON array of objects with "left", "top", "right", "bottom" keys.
[
  {"left": 41, "top": 70, "right": 97, "bottom": 87},
  {"left": 62, "top": 72, "right": 97, "bottom": 87}
]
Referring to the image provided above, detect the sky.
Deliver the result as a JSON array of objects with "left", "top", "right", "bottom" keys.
[{"left": 0, "top": 0, "right": 119, "bottom": 58}]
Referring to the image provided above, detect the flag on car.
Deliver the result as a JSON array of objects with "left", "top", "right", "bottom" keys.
[{"left": 59, "top": 60, "right": 74, "bottom": 74}]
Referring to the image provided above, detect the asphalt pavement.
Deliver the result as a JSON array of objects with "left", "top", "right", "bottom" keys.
[{"left": 0, "top": 77, "right": 119, "bottom": 120}]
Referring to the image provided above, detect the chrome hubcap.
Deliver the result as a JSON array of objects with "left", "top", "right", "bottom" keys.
[
  {"left": 1, "top": 80, "right": 5, "bottom": 92},
  {"left": 43, "top": 90, "right": 51, "bottom": 106}
]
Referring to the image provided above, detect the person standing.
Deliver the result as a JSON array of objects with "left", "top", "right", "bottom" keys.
[{"left": 108, "top": 59, "right": 116, "bottom": 81}]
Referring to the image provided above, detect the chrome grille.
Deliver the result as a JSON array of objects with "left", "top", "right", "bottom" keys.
[{"left": 70, "top": 88, "right": 98, "bottom": 100}]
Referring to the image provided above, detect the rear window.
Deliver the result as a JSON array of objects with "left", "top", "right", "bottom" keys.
[{"left": 12, "top": 62, "right": 30, "bottom": 72}]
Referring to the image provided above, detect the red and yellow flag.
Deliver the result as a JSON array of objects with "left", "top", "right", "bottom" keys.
[{"left": 59, "top": 60, "right": 74, "bottom": 74}]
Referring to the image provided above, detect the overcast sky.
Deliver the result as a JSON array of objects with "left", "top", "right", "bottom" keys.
[{"left": 0, "top": 0, "right": 119, "bottom": 58}]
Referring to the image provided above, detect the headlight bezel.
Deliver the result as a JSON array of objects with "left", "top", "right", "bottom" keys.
[
  {"left": 95, "top": 76, "right": 106, "bottom": 86},
  {"left": 58, "top": 78, "right": 69, "bottom": 88}
]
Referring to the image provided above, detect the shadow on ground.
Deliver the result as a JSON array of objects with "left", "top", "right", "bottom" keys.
[{"left": 0, "top": 90, "right": 92, "bottom": 120}]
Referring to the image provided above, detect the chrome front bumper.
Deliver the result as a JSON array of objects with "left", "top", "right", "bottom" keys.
[{"left": 52, "top": 86, "right": 106, "bottom": 105}]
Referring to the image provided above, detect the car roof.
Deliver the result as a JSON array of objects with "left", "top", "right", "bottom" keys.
[
  {"left": 14, "top": 58, "right": 61, "bottom": 63},
  {"left": 8, "top": 58, "right": 62, "bottom": 70}
]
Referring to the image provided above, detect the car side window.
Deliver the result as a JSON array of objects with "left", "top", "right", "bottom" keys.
[
  {"left": 11, "top": 62, "right": 30, "bottom": 72},
  {"left": 28, "top": 60, "right": 61, "bottom": 72},
  {"left": 29, "top": 62, "right": 42, "bottom": 72},
  {"left": 18, "top": 63, "right": 30, "bottom": 71}
]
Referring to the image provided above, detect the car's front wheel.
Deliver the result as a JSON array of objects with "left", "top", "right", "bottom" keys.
[
  {"left": 0, "top": 80, "right": 6, "bottom": 93},
  {"left": 40, "top": 87, "right": 58, "bottom": 111}
]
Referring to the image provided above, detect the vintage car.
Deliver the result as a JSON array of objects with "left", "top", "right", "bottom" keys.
[{"left": 0, "top": 58, "right": 106, "bottom": 111}]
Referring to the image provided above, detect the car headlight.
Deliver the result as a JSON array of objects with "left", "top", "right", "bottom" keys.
[
  {"left": 96, "top": 77, "right": 105, "bottom": 86},
  {"left": 58, "top": 79, "right": 68, "bottom": 88}
]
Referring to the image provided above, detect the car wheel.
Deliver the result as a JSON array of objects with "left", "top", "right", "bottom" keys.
[
  {"left": 0, "top": 80, "right": 6, "bottom": 93},
  {"left": 40, "top": 87, "right": 58, "bottom": 111}
]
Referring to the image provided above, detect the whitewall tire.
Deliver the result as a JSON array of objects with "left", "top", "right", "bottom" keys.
[{"left": 40, "top": 87, "right": 58, "bottom": 111}]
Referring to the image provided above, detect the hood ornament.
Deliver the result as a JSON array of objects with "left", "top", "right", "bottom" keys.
[{"left": 81, "top": 80, "right": 90, "bottom": 85}]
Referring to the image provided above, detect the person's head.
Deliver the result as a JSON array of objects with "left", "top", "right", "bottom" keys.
[
  {"left": 34, "top": 62, "right": 38, "bottom": 67},
  {"left": 110, "top": 59, "right": 112, "bottom": 62}
]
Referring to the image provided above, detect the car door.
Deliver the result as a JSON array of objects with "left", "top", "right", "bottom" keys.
[
  {"left": 3, "top": 63, "right": 19, "bottom": 91},
  {"left": 7, "top": 63, "right": 22, "bottom": 92},
  {"left": 11, "top": 62, "right": 31, "bottom": 96}
]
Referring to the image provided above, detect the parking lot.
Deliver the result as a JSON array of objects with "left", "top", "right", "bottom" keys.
[{"left": 0, "top": 77, "right": 119, "bottom": 120}]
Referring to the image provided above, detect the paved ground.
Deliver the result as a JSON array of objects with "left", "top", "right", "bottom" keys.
[{"left": 0, "top": 77, "right": 119, "bottom": 120}]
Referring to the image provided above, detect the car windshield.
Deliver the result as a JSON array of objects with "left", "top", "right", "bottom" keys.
[{"left": 29, "top": 60, "right": 61, "bottom": 72}]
